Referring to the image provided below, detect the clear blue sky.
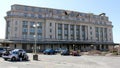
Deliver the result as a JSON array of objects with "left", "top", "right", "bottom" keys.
[{"left": 0, "top": 0, "right": 119, "bottom": 43}]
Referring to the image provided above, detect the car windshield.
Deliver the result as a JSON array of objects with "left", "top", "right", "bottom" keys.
[
  {"left": 46, "top": 49, "right": 52, "bottom": 50},
  {"left": 11, "top": 51, "right": 18, "bottom": 54},
  {"left": 0, "top": 48, "right": 5, "bottom": 50}
]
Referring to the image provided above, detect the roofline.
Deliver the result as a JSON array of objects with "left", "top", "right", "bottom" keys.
[{"left": 11, "top": 4, "right": 108, "bottom": 17}]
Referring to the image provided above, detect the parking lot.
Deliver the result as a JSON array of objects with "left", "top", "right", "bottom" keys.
[{"left": 0, "top": 53, "right": 120, "bottom": 68}]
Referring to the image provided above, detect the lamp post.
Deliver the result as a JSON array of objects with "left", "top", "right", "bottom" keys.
[
  {"left": 73, "top": 44, "right": 75, "bottom": 51},
  {"left": 33, "top": 23, "right": 39, "bottom": 60}
]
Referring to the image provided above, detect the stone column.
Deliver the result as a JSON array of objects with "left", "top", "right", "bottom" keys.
[
  {"left": 62, "top": 24, "right": 64, "bottom": 40},
  {"left": 55, "top": 23, "right": 58, "bottom": 39},
  {"left": 93, "top": 45, "right": 96, "bottom": 50},
  {"left": 99, "top": 45, "right": 102, "bottom": 51},
  {"left": 98, "top": 27, "right": 100, "bottom": 41},
  {"left": 74, "top": 25, "right": 76, "bottom": 40},
  {"left": 68, "top": 24, "right": 70, "bottom": 40},
  {"left": 27, "top": 44, "right": 30, "bottom": 50},
  {"left": 85, "top": 26, "right": 88, "bottom": 41},
  {"left": 80, "top": 25, "right": 82, "bottom": 41}
]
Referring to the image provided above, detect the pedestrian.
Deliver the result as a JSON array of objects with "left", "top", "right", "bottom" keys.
[{"left": 18, "top": 51, "right": 23, "bottom": 61}]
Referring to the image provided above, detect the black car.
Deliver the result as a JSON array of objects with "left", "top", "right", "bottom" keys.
[
  {"left": 61, "top": 50, "right": 70, "bottom": 55},
  {"left": 43, "top": 49, "right": 56, "bottom": 55}
]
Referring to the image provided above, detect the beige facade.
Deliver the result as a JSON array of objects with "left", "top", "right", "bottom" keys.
[{"left": 3, "top": 4, "right": 115, "bottom": 52}]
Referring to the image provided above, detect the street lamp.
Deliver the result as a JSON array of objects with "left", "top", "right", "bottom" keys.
[
  {"left": 33, "top": 23, "right": 39, "bottom": 60},
  {"left": 73, "top": 44, "right": 75, "bottom": 51}
]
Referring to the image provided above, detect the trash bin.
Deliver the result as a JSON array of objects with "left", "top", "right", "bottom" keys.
[{"left": 33, "top": 54, "right": 38, "bottom": 60}]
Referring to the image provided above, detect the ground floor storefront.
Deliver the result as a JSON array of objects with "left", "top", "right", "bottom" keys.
[{"left": 0, "top": 40, "right": 116, "bottom": 53}]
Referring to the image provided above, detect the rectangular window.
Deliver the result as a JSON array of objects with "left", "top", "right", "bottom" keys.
[
  {"left": 58, "top": 35, "right": 62, "bottom": 40},
  {"left": 15, "top": 27, "right": 17, "bottom": 31},
  {"left": 38, "top": 35, "right": 42, "bottom": 39},
  {"left": 58, "top": 29, "right": 62, "bottom": 34},
  {"left": 29, "top": 34, "right": 34, "bottom": 39},
  {"left": 7, "top": 21, "right": 10, "bottom": 27},
  {"left": 23, "top": 21, "right": 28, "bottom": 25},
  {"left": 70, "top": 25, "right": 74, "bottom": 30},
  {"left": 22, "top": 34, "right": 27, "bottom": 38},
  {"left": 15, "top": 21, "right": 18, "bottom": 25},
  {"left": 30, "top": 28, "right": 35, "bottom": 33},
  {"left": 71, "top": 36, "right": 74, "bottom": 40},
  {"left": 76, "top": 25, "right": 80, "bottom": 30},
  {"left": 22, "top": 28, "right": 28, "bottom": 32},
  {"left": 76, "top": 30, "right": 79, "bottom": 35},
  {"left": 7, "top": 27, "right": 10, "bottom": 33},
  {"left": 24, "top": 13, "right": 28, "bottom": 17},
  {"left": 31, "top": 7, "right": 35, "bottom": 12},
  {"left": 7, "top": 12, "right": 11, "bottom": 16},
  {"left": 38, "top": 14, "right": 42, "bottom": 18},
  {"left": 82, "top": 25, "right": 85, "bottom": 31},
  {"left": 91, "top": 37, "right": 92, "bottom": 40},
  {"left": 24, "top": 6, "right": 28, "bottom": 11},
  {"left": 38, "top": 22, "right": 42, "bottom": 27},
  {"left": 39, "top": 8, "right": 42, "bottom": 12},
  {"left": 38, "top": 29, "right": 42, "bottom": 33},
  {"left": 31, "top": 14, "right": 35, "bottom": 18},
  {"left": 95, "top": 27, "right": 99, "bottom": 41},
  {"left": 90, "top": 27, "right": 92, "bottom": 29},
  {"left": 64, "top": 24, "right": 68, "bottom": 29},
  {"left": 90, "top": 32, "right": 92, "bottom": 35},
  {"left": 50, "top": 35, "right": 52, "bottom": 39},
  {"left": 104, "top": 28, "right": 107, "bottom": 41},
  {"left": 50, "top": 23, "right": 52, "bottom": 26},
  {"left": 64, "top": 36, "right": 68, "bottom": 40},
  {"left": 22, "top": 21, "right": 28, "bottom": 28},
  {"left": 64, "top": 30, "right": 68, "bottom": 35},
  {"left": 30, "top": 21, "right": 35, "bottom": 27},
  {"left": 58, "top": 24, "right": 62, "bottom": 28},
  {"left": 82, "top": 34, "right": 85, "bottom": 40},
  {"left": 82, "top": 18, "right": 85, "bottom": 21},
  {"left": 50, "top": 29, "right": 52, "bottom": 32}
]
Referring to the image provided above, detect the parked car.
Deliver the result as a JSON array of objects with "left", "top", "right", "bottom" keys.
[
  {"left": 43, "top": 49, "right": 56, "bottom": 55},
  {"left": 61, "top": 50, "right": 70, "bottom": 55},
  {"left": 2, "top": 49, "right": 29, "bottom": 61},
  {"left": 55, "top": 48, "right": 68, "bottom": 53},
  {"left": 70, "top": 51, "right": 80, "bottom": 56},
  {"left": 55, "top": 48, "right": 62, "bottom": 53},
  {"left": 0, "top": 48, "right": 6, "bottom": 57}
]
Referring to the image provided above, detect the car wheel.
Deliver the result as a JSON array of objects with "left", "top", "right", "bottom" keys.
[
  {"left": 4, "top": 58, "right": 8, "bottom": 61},
  {"left": 50, "top": 52, "right": 53, "bottom": 55},
  {"left": 48, "top": 52, "right": 50, "bottom": 55},
  {"left": 11, "top": 57, "right": 16, "bottom": 61},
  {"left": 24, "top": 56, "right": 28, "bottom": 61}
]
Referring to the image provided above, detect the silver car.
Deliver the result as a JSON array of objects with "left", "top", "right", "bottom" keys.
[
  {"left": 2, "top": 49, "right": 29, "bottom": 61},
  {"left": 0, "top": 48, "right": 6, "bottom": 57}
]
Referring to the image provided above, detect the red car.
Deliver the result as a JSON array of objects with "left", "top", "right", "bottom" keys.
[{"left": 71, "top": 51, "right": 80, "bottom": 56}]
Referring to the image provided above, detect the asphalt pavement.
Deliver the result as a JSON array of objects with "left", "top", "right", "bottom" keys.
[{"left": 0, "top": 53, "right": 120, "bottom": 68}]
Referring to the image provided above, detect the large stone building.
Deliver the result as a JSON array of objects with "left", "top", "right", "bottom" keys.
[{"left": 0, "top": 4, "right": 116, "bottom": 52}]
